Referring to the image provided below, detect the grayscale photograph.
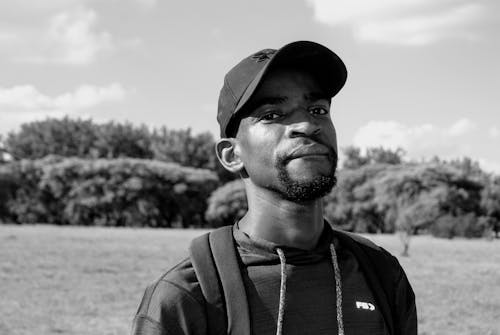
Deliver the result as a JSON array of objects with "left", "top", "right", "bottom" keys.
[{"left": 0, "top": 1, "right": 499, "bottom": 334}]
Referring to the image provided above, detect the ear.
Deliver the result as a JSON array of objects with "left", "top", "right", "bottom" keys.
[{"left": 215, "top": 138, "right": 245, "bottom": 173}]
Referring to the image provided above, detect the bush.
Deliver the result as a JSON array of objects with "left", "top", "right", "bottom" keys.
[
  {"left": 1, "top": 157, "right": 218, "bottom": 227},
  {"left": 481, "top": 176, "right": 500, "bottom": 237},
  {"left": 0, "top": 166, "right": 18, "bottom": 222},
  {"left": 205, "top": 179, "right": 247, "bottom": 227},
  {"left": 430, "top": 213, "right": 487, "bottom": 239},
  {"left": 0, "top": 156, "right": 65, "bottom": 223},
  {"left": 41, "top": 158, "right": 218, "bottom": 227}
]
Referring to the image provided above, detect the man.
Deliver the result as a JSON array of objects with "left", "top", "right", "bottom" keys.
[{"left": 132, "top": 41, "right": 417, "bottom": 335}]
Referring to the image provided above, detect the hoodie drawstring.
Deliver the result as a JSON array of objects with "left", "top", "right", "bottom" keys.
[
  {"left": 276, "top": 248, "right": 287, "bottom": 335},
  {"left": 275, "top": 244, "right": 344, "bottom": 335},
  {"left": 330, "top": 243, "right": 345, "bottom": 335}
]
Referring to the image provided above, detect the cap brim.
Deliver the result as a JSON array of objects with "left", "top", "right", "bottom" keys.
[{"left": 234, "top": 40, "right": 347, "bottom": 115}]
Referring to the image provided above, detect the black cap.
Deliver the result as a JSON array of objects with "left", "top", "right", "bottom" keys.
[{"left": 217, "top": 40, "right": 347, "bottom": 137}]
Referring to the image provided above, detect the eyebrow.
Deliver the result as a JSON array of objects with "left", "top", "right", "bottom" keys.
[
  {"left": 305, "top": 92, "right": 330, "bottom": 102},
  {"left": 245, "top": 91, "right": 330, "bottom": 117},
  {"left": 250, "top": 96, "right": 288, "bottom": 110}
]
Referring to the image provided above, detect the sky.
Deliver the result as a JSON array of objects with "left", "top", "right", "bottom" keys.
[{"left": 0, "top": 0, "right": 499, "bottom": 172}]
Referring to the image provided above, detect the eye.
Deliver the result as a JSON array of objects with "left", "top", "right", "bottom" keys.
[
  {"left": 309, "top": 106, "right": 329, "bottom": 116},
  {"left": 260, "top": 112, "right": 282, "bottom": 121}
]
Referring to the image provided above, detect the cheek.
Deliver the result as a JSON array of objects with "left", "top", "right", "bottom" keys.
[
  {"left": 238, "top": 128, "right": 279, "bottom": 181},
  {"left": 241, "top": 141, "right": 274, "bottom": 171},
  {"left": 325, "top": 124, "right": 338, "bottom": 154}
]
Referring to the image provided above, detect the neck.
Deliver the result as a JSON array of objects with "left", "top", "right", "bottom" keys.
[{"left": 239, "top": 182, "right": 325, "bottom": 250}]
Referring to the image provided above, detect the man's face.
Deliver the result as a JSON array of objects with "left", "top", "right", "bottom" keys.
[{"left": 235, "top": 67, "right": 338, "bottom": 202}]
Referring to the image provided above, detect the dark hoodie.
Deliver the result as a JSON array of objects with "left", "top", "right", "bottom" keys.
[{"left": 132, "top": 224, "right": 415, "bottom": 335}]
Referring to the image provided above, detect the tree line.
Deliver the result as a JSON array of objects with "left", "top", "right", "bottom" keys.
[{"left": 1, "top": 117, "right": 499, "bottom": 239}]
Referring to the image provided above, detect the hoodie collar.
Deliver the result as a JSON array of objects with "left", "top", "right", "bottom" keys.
[{"left": 233, "top": 221, "right": 336, "bottom": 265}]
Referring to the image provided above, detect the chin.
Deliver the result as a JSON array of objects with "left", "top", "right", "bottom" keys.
[
  {"left": 286, "top": 159, "right": 332, "bottom": 176},
  {"left": 277, "top": 173, "right": 337, "bottom": 202},
  {"left": 273, "top": 153, "right": 338, "bottom": 202}
]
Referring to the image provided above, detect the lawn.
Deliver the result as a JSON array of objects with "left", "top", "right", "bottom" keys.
[{"left": 0, "top": 225, "right": 499, "bottom": 335}]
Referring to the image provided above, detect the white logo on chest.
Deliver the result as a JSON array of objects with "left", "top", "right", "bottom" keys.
[{"left": 356, "top": 301, "right": 375, "bottom": 311}]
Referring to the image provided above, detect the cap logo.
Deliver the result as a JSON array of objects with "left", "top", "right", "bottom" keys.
[{"left": 251, "top": 49, "right": 276, "bottom": 62}]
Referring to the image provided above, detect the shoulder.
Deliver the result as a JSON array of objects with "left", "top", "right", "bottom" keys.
[
  {"left": 331, "top": 227, "right": 401, "bottom": 272},
  {"left": 162, "top": 256, "right": 204, "bottom": 302},
  {"left": 333, "top": 228, "right": 382, "bottom": 251},
  {"left": 133, "top": 257, "right": 206, "bottom": 333},
  {"left": 138, "top": 257, "right": 204, "bottom": 313}
]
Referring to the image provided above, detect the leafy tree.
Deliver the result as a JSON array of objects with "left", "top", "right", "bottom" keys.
[
  {"left": 93, "top": 122, "right": 153, "bottom": 159},
  {"left": 374, "top": 162, "right": 487, "bottom": 244},
  {"left": 395, "top": 197, "right": 440, "bottom": 256},
  {"left": 366, "top": 147, "right": 405, "bottom": 165},
  {"left": 378, "top": 163, "right": 483, "bottom": 223},
  {"left": 325, "top": 159, "right": 490, "bottom": 247},
  {"left": 481, "top": 176, "right": 500, "bottom": 237},
  {"left": 5, "top": 117, "right": 98, "bottom": 159},
  {"left": 5, "top": 118, "right": 155, "bottom": 160},
  {"left": 324, "top": 164, "right": 388, "bottom": 233},
  {"left": 341, "top": 146, "right": 369, "bottom": 169},
  {"left": 440, "top": 156, "right": 484, "bottom": 178},
  {"left": 373, "top": 167, "right": 444, "bottom": 255},
  {"left": 151, "top": 127, "right": 216, "bottom": 168},
  {"left": 341, "top": 146, "right": 405, "bottom": 169},
  {"left": 151, "top": 127, "right": 236, "bottom": 183},
  {"left": 430, "top": 213, "right": 487, "bottom": 239}
]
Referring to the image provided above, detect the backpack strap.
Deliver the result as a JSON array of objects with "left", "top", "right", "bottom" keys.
[
  {"left": 332, "top": 229, "right": 396, "bottom": 335},
  {"left": 189, "top": 226, "right": 251, "bottom": 335},
  {"left": 190, "top": 231, "right": 226, "bottom": 335}
]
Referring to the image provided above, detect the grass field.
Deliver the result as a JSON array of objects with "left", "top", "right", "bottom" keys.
[{"left": 1, "top": 225, "right": 499, "bottom": 335}]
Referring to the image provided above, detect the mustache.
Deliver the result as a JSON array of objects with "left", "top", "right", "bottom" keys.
[{"left": 278, "top": 141, "right": 338, "bottom": 165}]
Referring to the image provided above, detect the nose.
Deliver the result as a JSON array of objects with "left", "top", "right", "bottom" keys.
[{"left": 287, "top": 110, "right": 321, "bottom": 138}]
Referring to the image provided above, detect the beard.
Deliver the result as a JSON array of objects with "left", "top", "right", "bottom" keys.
[{"left": 273, "top": 150, "right": 338, "bottom": 202}]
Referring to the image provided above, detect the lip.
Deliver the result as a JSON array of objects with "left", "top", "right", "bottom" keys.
[
  {"left": 293, "top": 153, "right": 329, "bottom": 159},
  {"left": 287, "top": 144, "right": 331, "bottom": 160}
]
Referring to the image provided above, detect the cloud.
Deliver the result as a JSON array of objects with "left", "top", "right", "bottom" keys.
[
  {"left": 351, "top": 118, "right": 500, "bottom": 173},
  {"left": 132, "top": 0, "right": 157, "bottom": 8},
  {"left": 307, "top": 0, "right": 423, "bottom": 24},
  {"left": 489, "top": 126, "right": 500, "bottom": 139},
  {"left": 0, "top": 32, "right": 17, "bottom": 42},
  {"left": 0, "top": 82, "right": 126, "bottom": 135},
  {"left": 0, "top": 0, "right": 156, "bottom": 13},
  {"left": 18, "top": 8, "right": 112, "bottom": 65},
  {"left": 0, "top": 83, "right": 125, "bottom": 111},
  {"left": 352, "top": 118, "right": 477, "bottom": 159},
  {"left": 447, "top": 118, "right": 476, "bottom": 136},
  {"left": 478, "top": 159, "right": 500, "bottom": 174},
  {"left": 306, "top": 0, "right": 485, "bottom": 45}
]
